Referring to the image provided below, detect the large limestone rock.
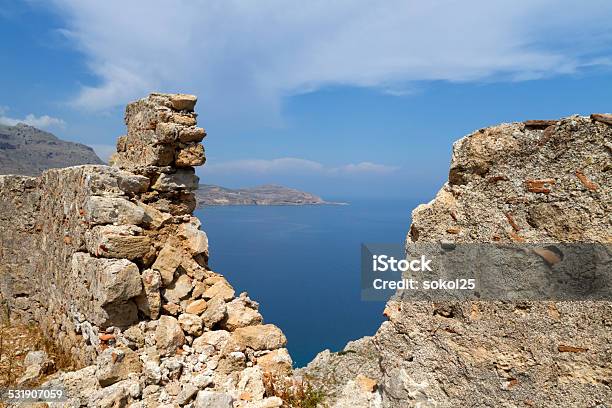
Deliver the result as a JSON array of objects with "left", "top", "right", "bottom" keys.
[
  {"left": 178, "top": 313, "right": 203, "bottom": 336},
  {"left": 96, "top": 346, "right": 142, "bottom": 387},
  {"left": 203, "top": 278, "right": 235, "bottom": 301},
  {"left": 85, "top": 224, "right": 152, "bottom": 260},
  {"left": 152, "top": 244, "right": 182, "bottom": 286},
  {"left": 178, "top": 217, "right": 209, "bottom": 256},
  {"left": 226, "top": 324, "right": 287, "bottom": 352},
  {"left": 201, "top": 296, "right": 227, "bottom": 328},
  {"left": 255, "top": 348, "right": 293, "bottom": 376},
  {"left": 163, "top": 274, "right": 193, "bottom": 304},
  {"left": 151, "top": 169, "right": 200, "bottom": 191},
  {"left": 85, "top": 196, "right": 145, "bottom": 225},
  {"left": 193, "top": 330, "right": 231, "bottom": 353},
  {"left": 301, "top": 115, "right": 612, "bottom": 407},
  {"left": 155, "top": 315, "right": 186, "bottom": 356},
  {"left": 71, "top": 252, "right": 142, "bottom": 327},
  {"left": 194, "top": 391, "right": 234, "bottom": 408},
  {"left": 222, "top": 297, "right": 263, "bottom": 331},
  {"left": 135, "top": 268, "right": 162, "bottom": 319}
]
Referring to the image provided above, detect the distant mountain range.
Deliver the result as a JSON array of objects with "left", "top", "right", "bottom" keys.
[
  {"left": 196, "top": 184, "right": 346, "bottom": 206},
  {"left": 0, "top": 123, "right": 104, "bottom": 176}
]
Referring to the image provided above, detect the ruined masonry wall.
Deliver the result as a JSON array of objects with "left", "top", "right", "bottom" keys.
[{"left": 0, "top": 94, "right": 292, "bottom": 398}]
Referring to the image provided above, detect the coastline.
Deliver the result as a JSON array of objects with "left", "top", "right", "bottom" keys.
[{"left": 197, "top": 201, "right": 349, "bottom": 208}]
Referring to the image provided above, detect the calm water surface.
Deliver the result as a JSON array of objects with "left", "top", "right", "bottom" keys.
[{"left": 195, "top": 198, "right": 416, "bottom": 367}]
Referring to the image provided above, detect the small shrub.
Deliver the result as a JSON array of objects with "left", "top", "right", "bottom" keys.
[{"left": 263, "top": 372, "right": 326, "bottom": 408}]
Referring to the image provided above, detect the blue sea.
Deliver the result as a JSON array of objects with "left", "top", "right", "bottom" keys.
[{"left": 195, "top": 198, "right": 416, "bottom": 367}]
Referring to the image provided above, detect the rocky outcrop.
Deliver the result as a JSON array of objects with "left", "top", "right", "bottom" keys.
[
  {"left": 0, "top": 123, "right": 104, "bottom": 176},
  {"left": 0, "top": 93, "right": 291, "bottom": 407},
  {"left": 301, "top": 115, "right": 612, "bottom": 407}
]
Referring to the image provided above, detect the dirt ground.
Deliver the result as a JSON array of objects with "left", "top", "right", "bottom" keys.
[{"left": 0, "top": 323, "right": 74, "bottom": 387}]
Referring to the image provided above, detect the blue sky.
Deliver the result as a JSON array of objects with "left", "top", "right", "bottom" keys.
[{"left": 1, "top": 0, "right": 612, "bottom": 199}]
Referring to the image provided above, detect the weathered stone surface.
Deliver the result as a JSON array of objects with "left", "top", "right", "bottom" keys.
[
  {"left": 176, "top": 383, "right": 199, "bottom": 405},
  {"left": 256, "top": 348, "right": 292, "bottom": 376},
  {"left": 24, "top": 350, "right": 49, "bottom": 368},
  {"left": 86, "top": 225, "right": 152, "bottom": 259},
  {"left": 155, "top": 315, "right": 185, "bottom": 356},
  {"left": 179, "top": 126, "right": 206, "bottom": 143},
  {"left": 185, "top": 299, "right": 208, "bottom": 315},
  {"left": 201, "top": 296, "right": 227, "bottom": 328},
  {"left": 216, "top": 351, "right": 246, "bottom": 375},
  {"left": 301, "top": 115, "right": 612, "bottom": 407},
  {"left": 222, "top": 298, "right": 263, "bottom": 331},
  {"left": 18, "top": 350, "right": 54, "bottom": 384},
  {"left": 178, "top": 313, "right": 203, "bottom": 336},
  {"left": 163, "top": 274, "right": 193, "bottom": 304},
  {"left": 590, "top": 112, "right": 612, "bottom": 125},
  {"left": 244, "top": 397, "right": 283, "bottom": 408},
  {"left": 355, "top": 374, "right": 378, "bottom": 393},
  {"left": 227, "top": 324, "right": 286, "bottom": 352},
  {"left": 135, "top": 268, "right": 162, "bottom": 319},
  {"left": 154, "top": 122, "right": 181, "bottom": 143},
  {"left": 73, "top": 253, "right": 143, "bottom": 305},
  {"left": 172, "top": 113, "right": 197, "bottom": 127},
  {"left": 85, "top": 196, "right": 146, "bottom": 225},
  {"left": 145, "top": 190, "right": 197, "bottom": 215},
  {"left": 88, "top": 378, "right": 139, "bottom": 408},
  {"left": 122, "top": 326, "right": 145, "bottom": 348},
  {"left": 192, "top": 330, "right": 231, "bottom": 353},
  {"left": 237, "top": 366, "right": 266, "bottom": 401},
  {"left": 202, "top": 279, "right": 235, "bottom": 301},
  {"left": 96, "top": 347, "right": 142, "bottom": 387},
  {"left": 70, "top": 252, "right": 142, "bottom": 327},
  {"left": 333, "top": 378, "right": 382, "bottom": 408},
  {"left": 151, "top": 245, "right": 181, "bottom": 286},
  {"left": 137, "top": 201, "right": 172, "bottom": 229},
  {"left": 194, "top": 391, "right": 233, "bottom": 408},
  {"left": 177, "top": 217, "right": 209, "bottom": 256},
  {"left": 42, "top": 366, "right": 101, "bottom": 406},
  {"left": 151, "top": 169, "right": 199, "bottom": 191},
  {"left": 84, "top": 166, "right": 150, "bottom": 195},
  {"left": 143, "top": 361, "right": 162, "bottom": 385},
  {"left": 167, "top": 94, "right": 197, "bottom": 111},
  {"left": 176, "top": 143, "right": 205, "bottom": 167}
]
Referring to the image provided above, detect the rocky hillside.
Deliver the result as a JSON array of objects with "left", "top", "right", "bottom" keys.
[
  {"left": 0, "top": 123, "right": 103, "bottom": 176},
  {"left": 196, "top": 184, "right": 342, "bottom": 206},
  {"left": 300, "top": 115, "right": 612, "bottom": 407}
]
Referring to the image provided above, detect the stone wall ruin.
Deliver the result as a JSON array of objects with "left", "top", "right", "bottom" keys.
[{"left": 0, "top": 93, "right": 291, "bottom": 407}]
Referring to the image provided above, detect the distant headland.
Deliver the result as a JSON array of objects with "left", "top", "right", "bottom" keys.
[{"left": 195, "top": 184, "right": 347, "bottom": 206}]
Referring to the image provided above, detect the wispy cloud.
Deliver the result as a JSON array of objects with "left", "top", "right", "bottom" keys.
[
  {"left": 48, "top": 0, "right": 612, "bottom": 122},
  {"left": 203, "top": 157, "right": 398, "bottom": 176},
  {"left": 337, "top": 162, "right": 399, "bottom": 175},
  {"left": 0, "top": 106, "right": 65, "bottom": 129}
]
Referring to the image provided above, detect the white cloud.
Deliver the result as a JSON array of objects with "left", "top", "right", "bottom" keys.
[
  {"left": 49, "top": 0, "right": 612, "bottom": 121},
  {"left": 203, "top": 157, "right": 398, "bottom": 176},
  {"left": 0, "top": 106, "right": 65, "bottom": 129},
  {"left": 337, "top": 162, "right": 399, "bottom": 175}
]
